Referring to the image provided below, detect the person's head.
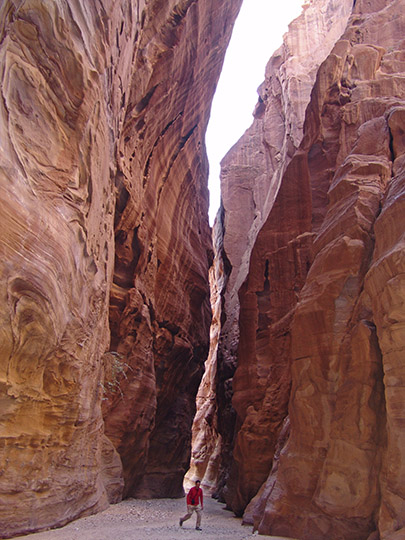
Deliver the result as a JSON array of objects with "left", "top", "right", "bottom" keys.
[{"left": 195, "top": 480, "right": 201, "bottom": 488}]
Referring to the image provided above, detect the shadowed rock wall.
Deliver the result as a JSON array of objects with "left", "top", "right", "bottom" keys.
[
  {"left": 102, "top": 0, "right": 242, "bottom": 501},
  {"left": 0, "top": 0, "right": 241, "bottom": 537}
]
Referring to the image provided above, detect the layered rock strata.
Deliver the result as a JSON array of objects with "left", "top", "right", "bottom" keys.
[
  {"left": 0, "top": 1, "right": 241, "bottom": 537},
  {"left": 210, "top": 0, "right": 405, "bottom": 539}
]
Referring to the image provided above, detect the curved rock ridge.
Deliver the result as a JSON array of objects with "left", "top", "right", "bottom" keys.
[
  {"left": 205, "top": 0, "right": 405, "bottom": 538},
  {"left": 0, "top": 0, "right": 241, "bottom": 537}
]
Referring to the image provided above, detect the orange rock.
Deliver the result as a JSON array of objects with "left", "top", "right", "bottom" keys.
[{"left": 242, "top": 2, "right": 405, "bottom": 539}]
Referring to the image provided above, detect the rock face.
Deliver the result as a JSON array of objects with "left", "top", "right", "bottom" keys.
[
  {"left": 102, "top": 0, "right": 242, "bottom": 501},
  {"left": 0, "top": 1, "right": 241, "bottom": 537},
  {"left": 200, "top": 0, "right": 353, "bottom": 511},
  {"left": 202, "top": 0, "right": 405, "bottom": 539},
  {"left": 252, "top": 1, "right": 405, "bottom": 537}
]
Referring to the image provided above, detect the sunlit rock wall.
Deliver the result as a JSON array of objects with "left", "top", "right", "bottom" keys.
[
  {"left": 219, "top": 0, "right": 354, "bottom": 376},
  {"left": 256, "top": 1, "right": 405, "bottom": 538},
  {"left": 0, "top": 0, "right": 241, "bottom": 537},
  {"left": 211, "top": 0, "right": 405, "bottom": 538}
]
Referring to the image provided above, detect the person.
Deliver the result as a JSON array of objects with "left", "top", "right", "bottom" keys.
[{"left": 179, "top": 479, "right": 204, "bottom": 530}]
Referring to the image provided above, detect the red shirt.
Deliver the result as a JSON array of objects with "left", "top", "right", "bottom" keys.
[{"left": 187, "top": 486, "right": 203, "bottom": 507}]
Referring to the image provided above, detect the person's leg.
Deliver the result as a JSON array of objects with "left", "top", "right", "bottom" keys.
[
  {"left": 180, "top": 505, "right": 193, "bottom": 525},
  {"left": 196, "top": 508, "right": 202, "bottom": 528}
]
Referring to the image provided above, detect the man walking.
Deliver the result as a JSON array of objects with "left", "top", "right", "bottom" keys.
[{"left": 179, "top": 479, "right": 204, "bottom": 531}]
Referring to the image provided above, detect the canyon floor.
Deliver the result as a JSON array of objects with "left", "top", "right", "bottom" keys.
[{"left": 15, "top": 497, "right": 295, "bottom": 540}]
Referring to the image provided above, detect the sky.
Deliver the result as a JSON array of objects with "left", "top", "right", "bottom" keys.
[{"left": 206, "top": 0, "right": 305, "bottom": 224}]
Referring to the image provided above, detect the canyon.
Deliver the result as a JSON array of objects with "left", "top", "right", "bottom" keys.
[{"left": 1, "top": 1, "right": 405, "bottom": 540}]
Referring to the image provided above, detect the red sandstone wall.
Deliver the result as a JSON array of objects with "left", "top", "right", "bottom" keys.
[{"left": 253, "top": 2, "right": 405, "bottom": 538}]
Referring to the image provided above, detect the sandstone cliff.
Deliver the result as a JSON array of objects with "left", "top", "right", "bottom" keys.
[
  {"left": 204, "top": 0, "right": 405, "bottom": 539},
  {"left": 255, "top": 2, "right": 405, "bottom": 537},
  {"left": 0, "top": 1, "right": 241, "bottom": 537}
]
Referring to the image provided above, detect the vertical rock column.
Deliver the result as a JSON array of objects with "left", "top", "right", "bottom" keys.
[
  {"left": 209, "top": 0, "right": 353, "bottom": 507},
  {"left": 184, "top": 213, "right": 231, "bottom": 492},
  {"left": 225, "top": 152, "right": 314, "bottom": 515},
  {"left": 365, "top": 107, "right": 405, "bottom": 538}
]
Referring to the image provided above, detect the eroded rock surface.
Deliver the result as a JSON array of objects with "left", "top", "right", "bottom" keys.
[
  {"left": 0, "top": 1, "right": 241, "bottom": 537},
  {"left": 184, "top": 214, "right": 229, "bottom": 494}
]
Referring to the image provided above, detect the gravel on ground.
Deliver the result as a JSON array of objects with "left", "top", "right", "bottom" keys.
[{"left": 15, "top": 496, "right": 296, "bottom": 540}]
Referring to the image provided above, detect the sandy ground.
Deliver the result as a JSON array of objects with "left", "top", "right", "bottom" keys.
[{"left": 15, "top": 497, "right": 295, "bottom": 540}]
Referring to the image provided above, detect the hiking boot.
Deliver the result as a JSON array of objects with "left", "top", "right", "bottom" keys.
[
  {"left": 179, "top": 518, "right": 183, "bottom": 527},
  {"left": 196, "top": 527, "right": 202, "bottom": 531}
]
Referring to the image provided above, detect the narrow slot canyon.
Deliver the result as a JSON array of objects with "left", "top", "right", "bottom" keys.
[{"left": 1, "top": 1, "right": 405, "bottom": 540}]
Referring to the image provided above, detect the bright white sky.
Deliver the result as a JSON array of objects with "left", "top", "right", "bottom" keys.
[{"left": 206, "top": 0, "right": 305, "bottom": 224}]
